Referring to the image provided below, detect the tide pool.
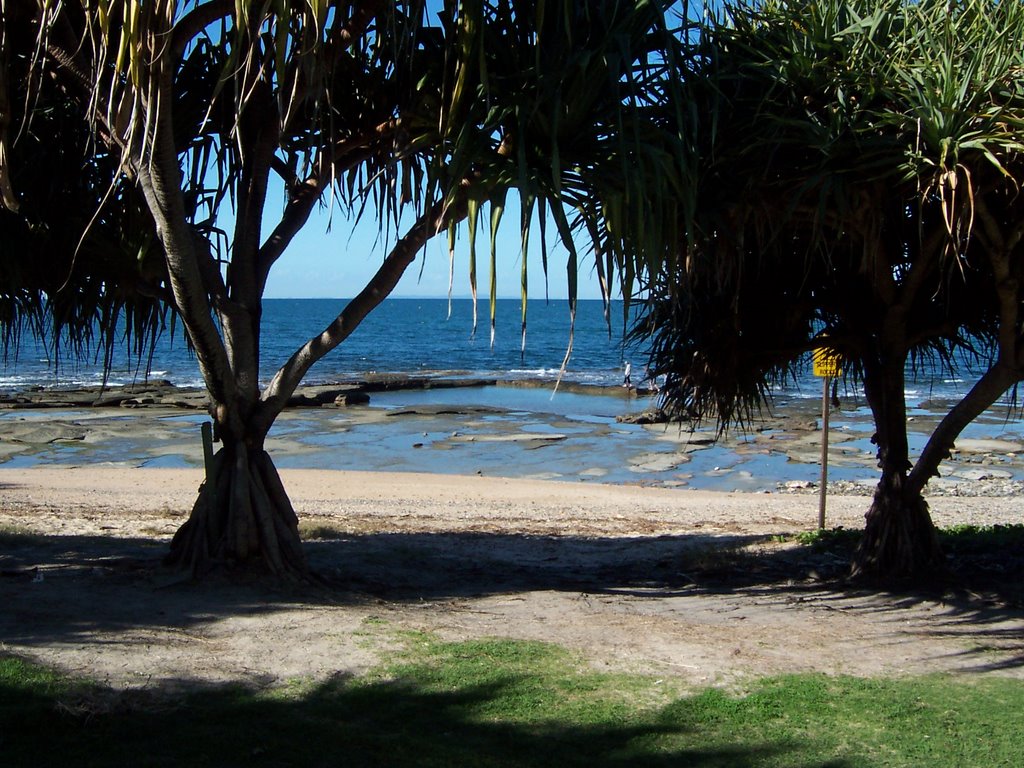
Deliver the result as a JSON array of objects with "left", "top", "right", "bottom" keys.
[{"left": 4, "top": 384, "right": 1022, "bottom": 491}]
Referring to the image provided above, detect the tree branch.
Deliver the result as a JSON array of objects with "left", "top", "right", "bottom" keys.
[
  {"left": 256, "top": 175, "right": 325, "bottom": 294},
  {"left": 257, "top": 195, "right": 466, "bottom": 426},
  {"left": 908, "top": 362, "right": 1019, "bottom": 494},
  {"left": 256, "top": 119, "right": 401, "bottom": 290},
  {"left": 217, "top": 75, "right": 281, "bottom": 401},
  {"left": 172, "top": 0, "right": 234, "bottom": 60},
  {"left": 269, "top": 155, "right": 297, "bottom": 186},
  {"left": 975, "top": 198, "right": 1021, "bottom": 357},
  {"left": 43, "top": 40, "right": 97, "bottom": 103},
  {"left": 230, "top": 88, "right": 279, "bottom": 299},
  {"left": 192, "top": 230, "right": 229, "bottom": 305},
  {"left": 133, "top": 66, "right": 237, "bottom": 418}
]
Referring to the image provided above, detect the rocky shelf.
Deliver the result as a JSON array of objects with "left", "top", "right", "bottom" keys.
[{"left": 0, "top": 376, "right": 502, "bottom": 411}]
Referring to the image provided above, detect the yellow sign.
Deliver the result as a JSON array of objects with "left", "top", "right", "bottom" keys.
[{"left": 813, "top": 347, "right": 843, "bottom": 378}]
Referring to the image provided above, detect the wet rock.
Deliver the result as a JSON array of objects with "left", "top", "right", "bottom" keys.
[
  {"left": 628, "top": 452, "right": 686, "bottom": 473},
  {"left": 953, "top": 467, "right": 1014, "bottom": 481},
  {"left": 617, "top": 410, "right": 669, "bottom": 425},
  {"left": 783, "top": 480, "right": 816, "bottom": 490},
  {"left": 387, "top": 405, "right": 501, "bottom": 418},
  {"left": 953, "top": 438, "right": 1024, "bottom": 454},
  {"left": 616, "top": 404, "right": 696, "bottom": 425},
  {"left": 449, "top": 432, "right": 568, "bottom": 443},
  {"left": 3, "top": 422, "right": 88, "bottom": 444},
  {"left": 334, "top": 391, "right": 370, "bottom": 406}
]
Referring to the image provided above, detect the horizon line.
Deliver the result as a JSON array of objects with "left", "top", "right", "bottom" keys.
[{"left": 261, "top": 295, "right": 623, "bottom": 301}]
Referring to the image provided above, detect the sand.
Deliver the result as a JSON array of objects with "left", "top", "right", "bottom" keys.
[{"left": 2, "top": 466, "right": 1023, "bottom": 692}]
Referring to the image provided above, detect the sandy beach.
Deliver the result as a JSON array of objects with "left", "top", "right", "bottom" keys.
[
  {"left": 2, "top": 465, "right": 1022, "bottom": 535},
  {"left": 2, "top": 465, "right": 1023, "bottom": 693}
]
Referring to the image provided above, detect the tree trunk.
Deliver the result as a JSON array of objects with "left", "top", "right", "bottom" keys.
[
  {"left": 909, "top": 363, "right": 1020, "bottom": 495},
  {"left": 852, "top": 470, "right": 943, "bottom": 583},
  {"left": 852, "top": 349, "right": 944, "bottom": 583},
  {"left": 166, "top": 426, "right": 307, "bottom": 580}
]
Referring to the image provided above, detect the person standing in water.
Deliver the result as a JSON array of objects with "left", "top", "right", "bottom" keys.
[{"left": 623, "top": 361, "right": 632, "bottom": 389}]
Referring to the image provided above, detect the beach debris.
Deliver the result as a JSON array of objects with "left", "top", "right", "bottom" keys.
[{"left": 334, "top": 392, "right": 371, "bottom": 406}]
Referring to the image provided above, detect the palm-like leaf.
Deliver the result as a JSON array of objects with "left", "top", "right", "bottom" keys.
[
  {"left": 639, "top": 0, "right": 1024, "bottom": 432},
  {"left": 0, "top": 25, "right": 170, "bottom": 374}
]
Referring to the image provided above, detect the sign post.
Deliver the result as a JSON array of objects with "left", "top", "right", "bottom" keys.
[{"left": 812, "top": 347, "right": 843, "bottom": 529}]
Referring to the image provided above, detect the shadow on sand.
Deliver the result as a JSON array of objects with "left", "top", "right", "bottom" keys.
[
  {"left": 2, "top": 524, "right": 1022, "bottom": 676},
  {"left": 0, "top": 529, "right": 892, "bottom": 766}
]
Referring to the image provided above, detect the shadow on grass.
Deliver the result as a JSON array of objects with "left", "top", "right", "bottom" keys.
[
  {"left": 0, "top": 652, "right": 850, "bottom": 768},
  {"left": 1, "top": 523, "right": 1022, "bottom": 674}
]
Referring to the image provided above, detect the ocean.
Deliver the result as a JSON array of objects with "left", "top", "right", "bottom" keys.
[
  {"left": 2, "top": 298, "right": 1022, "bottom": 488},
  {"left": 0, "top": 298, "right": 1000, "bottom": 404},
  {"left": 3, "top": 298, "right": 629, "bottom": 392}
]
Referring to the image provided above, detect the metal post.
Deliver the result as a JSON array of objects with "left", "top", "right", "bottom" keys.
[{"left": 818, "top": 376, "right": 830, "bottom": 530}]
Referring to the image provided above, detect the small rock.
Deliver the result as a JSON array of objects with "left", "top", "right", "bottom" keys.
[{"left": 783, "top": 480, "right": 816, "bottom": 490}]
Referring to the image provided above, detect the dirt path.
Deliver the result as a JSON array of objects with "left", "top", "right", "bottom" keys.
[{"left": 2, "top": 467, "right": 1022, "bottom": 691}]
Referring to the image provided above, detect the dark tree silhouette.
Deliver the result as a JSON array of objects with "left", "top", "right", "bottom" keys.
[{"left": 636, "top": 0, "right": 1024, "bottom": 583}]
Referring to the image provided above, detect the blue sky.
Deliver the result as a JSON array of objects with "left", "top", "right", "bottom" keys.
[{"left": 262, "top": 195, "right": 612, "bottom": 301}]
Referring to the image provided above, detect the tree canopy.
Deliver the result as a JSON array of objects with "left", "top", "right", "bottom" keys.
[{"left": 636, "top": 0, "right": 1024, "bottom": 580}]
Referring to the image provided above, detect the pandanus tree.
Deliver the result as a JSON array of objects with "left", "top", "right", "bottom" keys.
[
  {"left": 635, "top": 0, "right": 1024, "bottom": 582},
  {"left": 0, "top": 0, "right": 684, "bottom": 579}
]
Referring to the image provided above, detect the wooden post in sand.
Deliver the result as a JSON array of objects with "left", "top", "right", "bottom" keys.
[
  {"left": 201, "top": 421, "right": 215, "bottom": 483},
  {"left": 818, "top": 376, "right": 831, "bottom": 530},
  {"left": 812, "top": 345, "right": 843, "bottom": 530}
]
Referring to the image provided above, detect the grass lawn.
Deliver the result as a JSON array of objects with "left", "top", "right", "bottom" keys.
[{"left": 2, "top": 633, "right": 1021, "bottom": 767}]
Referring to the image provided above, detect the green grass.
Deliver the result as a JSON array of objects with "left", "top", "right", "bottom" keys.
[
  {"left": 2, "top": 637, "right": 1023, "bottom": 767},
  {"left": 0, "top": 523, "right": 43, "bottom": 548},
  {"left": 938, "top": 524, "right": 1024, "bottom": 555},
  {"left": 297, "top": 520, "right": 347, "bottom": 540},
  {"left": 785, "top": 528, "right": 862, "bottom": 548}
]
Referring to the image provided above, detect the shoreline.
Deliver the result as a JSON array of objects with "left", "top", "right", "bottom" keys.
[{"left": 2, "top": 379, "right": 1024, "bottom": 495}]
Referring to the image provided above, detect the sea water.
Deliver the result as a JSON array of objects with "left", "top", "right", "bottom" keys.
[
  {"left": 0, "top": 297, "right": 1002, "bottom": 404},
  {"left": 2, "top": 298, "right": 1022, "bottom": 486},
  {"left": 2, "top": 298, "right": 627, "bottom": 391}
]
